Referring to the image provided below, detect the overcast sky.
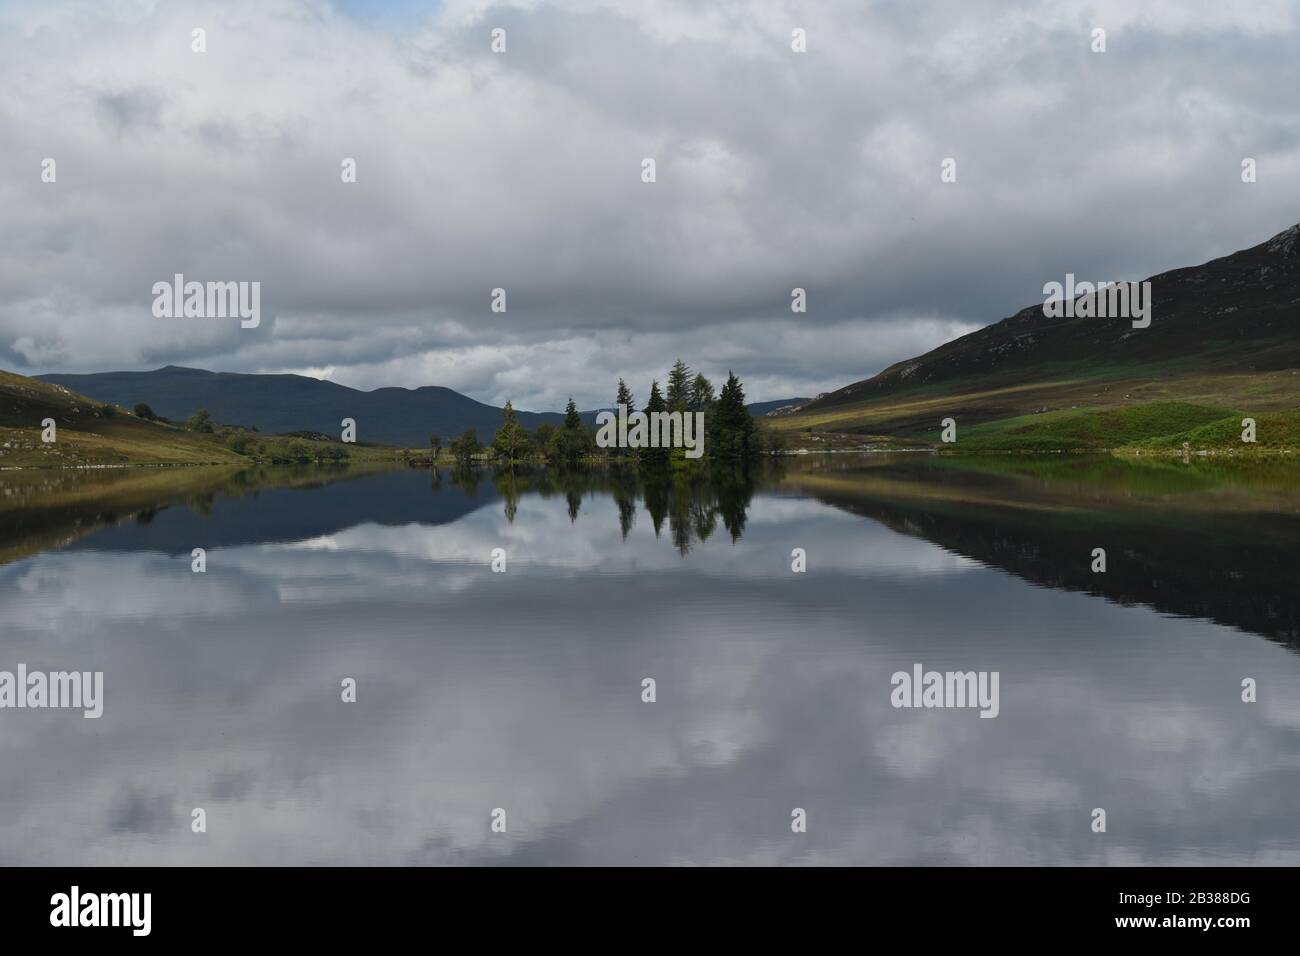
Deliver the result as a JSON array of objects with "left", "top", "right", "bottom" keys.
[{"left": 2, "top": 0, "right": 1298, "bottom": 410}]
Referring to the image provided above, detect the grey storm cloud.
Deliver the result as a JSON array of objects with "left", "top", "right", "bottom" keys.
[
  {"left": 1, "top": 0, "right": 1298, "bottom": 409},
  {"left": 94, "top": 89, "right": 168, "bottom": 138}
]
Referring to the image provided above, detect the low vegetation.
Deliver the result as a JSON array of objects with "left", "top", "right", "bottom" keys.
[
  {"left": 0, "top": 370, "right": 415, "bottom": 468},
  {"left": 770, "top": 368, "right": 1300, "bottom": 456},
  {"left": 1119, "top": 409, "right": 1300, "bottom": 453},
  {"left": 934, "top": 401, "right": 1234, "bottom": 452}
]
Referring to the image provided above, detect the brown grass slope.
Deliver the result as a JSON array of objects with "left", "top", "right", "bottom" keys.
[{"left": 0, "top": 369, "right": 245, "bottom": 466}]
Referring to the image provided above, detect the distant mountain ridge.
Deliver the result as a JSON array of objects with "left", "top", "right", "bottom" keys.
[
  {"left": 39, "top": 366, "right": 811, "bottom": 446},
  {"left": 746, "top": 397, "right": 812, "bottom": 417},
  {"left": 38, "top": 366, "right": 578, "bottom": 447}
]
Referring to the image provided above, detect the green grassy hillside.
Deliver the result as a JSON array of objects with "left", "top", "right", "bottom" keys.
[
  {"left": 1121, "top": 409, "right": 1300, "bottom": 452},
  {"left": 773, "top": 223, "right": 1300, "bottom": 453},
  {"left": 930, "top": 401, "right": 1233, "bottom": 451},
  {"left": 0, "top": 369, "right": 416, "bottom": 467},
  {"left": 0, "top": 370, "right": 246, "bottom": 466}
]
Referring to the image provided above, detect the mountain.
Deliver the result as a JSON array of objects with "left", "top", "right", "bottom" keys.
[
  {"left": 746, "top": 398, "right": 812, "bottom": 417},
  {"left": 776, "top": 222, "right": 1300, "bottom": 448},
  {"left": 0, "top": 368, "right": 244, "bottom": 466},
  {"left": 38, "top": 366, "right": 575, "bottom": 446}
]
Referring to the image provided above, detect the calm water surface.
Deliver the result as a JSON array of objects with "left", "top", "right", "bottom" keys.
[{"left": 1, "top": 455, "right": 1297, "bottom": 864}]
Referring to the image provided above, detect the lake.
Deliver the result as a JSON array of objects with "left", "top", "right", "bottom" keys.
[{"left": 1, "top": 454, "right": 1297, "bottom": 865}]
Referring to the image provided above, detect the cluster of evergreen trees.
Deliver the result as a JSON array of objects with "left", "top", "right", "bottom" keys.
[
  {"left": 608, "top": 360, "right": 762, "bottom": 463},
  {"left": 433, "top": 360, "right": 777, "bottom": 467}
]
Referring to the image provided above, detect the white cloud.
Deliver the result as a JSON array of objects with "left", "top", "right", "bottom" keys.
[{"left": 2, "top": 0, "right": 1298, "bottom": 407}]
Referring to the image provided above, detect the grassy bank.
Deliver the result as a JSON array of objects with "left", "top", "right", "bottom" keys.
[
  {"left": 926, "top": 401, "right": 1233, "bottom": 452},
  {"left": 769, "top": 366, "right": 1300, "bottom": 455},
  {"left": 0, "top": 369, "right": 419, "bottom": 468}
]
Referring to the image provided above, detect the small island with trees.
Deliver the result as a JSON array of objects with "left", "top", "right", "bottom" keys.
[{"left": 433, "top": 360, "right": 784, "bottom": 469}]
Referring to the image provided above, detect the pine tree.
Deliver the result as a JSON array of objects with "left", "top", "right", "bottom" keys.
[
  {"left": 666, "top": 359, "right": 691, "bottom": 411},
  {"left": 689, "top": 373, "right": 714, "bottom": 410},
  {"left": 614, "top": 379, "right": 635, "bottom": 459},
  {"left": 711, "top": 372, "right": 756, "bottom": 459},
  {"left": 559, "top": 396, "right": 587, "bottom": 462},
  {"left": 492, "top": 400, "right": 529, "bottom": 463},
  {"left": 642, "top": 379, "right": 669, "bottom": 464},
  {"left": 644, "top": 380, "right": 666, "bottom": 415},
  {"left": 615, "top": 378, "right": 635, "bottom": 415}
]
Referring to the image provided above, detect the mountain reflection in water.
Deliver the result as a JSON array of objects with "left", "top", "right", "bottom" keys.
[{"left": 0, "top": 454, "right": 1296, "bottom": 865}]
